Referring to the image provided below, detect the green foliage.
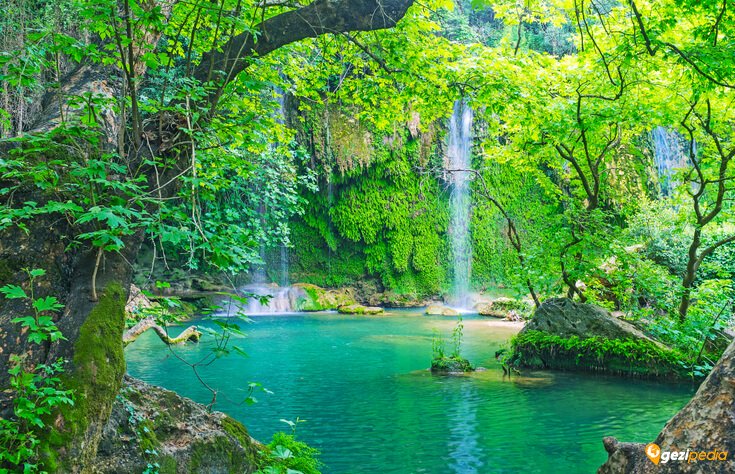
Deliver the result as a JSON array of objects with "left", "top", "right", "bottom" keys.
[
  {"left": 431, "top": 329, "right": 446, "bottom": 360},
  {"left": 647, "top": 284, "right": 733, "bottom": 362},
  {"left": 290, "top": 119, "right": 448, "bottom": 296},
  {"left": 140, "top": 290, "right": 267, "bottom": 410},
  {"left": 0, "top": 269, "right": 74, "bottom": 473},
  {"left": 431, "top": 316, "right": 473, "bottom": 372},
  {"left": 451, "top": 315, "right": 465, "bottom": 358},
  {"left": 256, "top": 432, "right": 322, "bottom": 474},
  {"left": 511, "top": 330, "right": 691, "bottom": 378}
]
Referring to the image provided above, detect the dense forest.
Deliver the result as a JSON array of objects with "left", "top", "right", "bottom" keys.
[{"left": 1, "top": 0, "right": 734, "bottom": 472}]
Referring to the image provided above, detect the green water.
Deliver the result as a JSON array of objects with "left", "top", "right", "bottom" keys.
[{"left": 125, "top": 310, "right": 696, "bottom": 473}]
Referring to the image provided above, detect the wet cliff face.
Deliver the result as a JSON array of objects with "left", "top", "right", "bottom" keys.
[{"left": 598, "top": 338, "right": 735, "bottom": 473}]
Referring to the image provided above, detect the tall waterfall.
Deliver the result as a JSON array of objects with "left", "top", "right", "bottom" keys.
[
  {"left": 275, "top": 90, "right": 290, "bottom": 286},
  {"left": 447, "top": 100, "right": 474, "bottom": 308},
  {"left": 279, "top": 245, "right": 289, "bottom": 287},
  {"left": 651, "top": 127, "right": 689, "bottom": 196}
]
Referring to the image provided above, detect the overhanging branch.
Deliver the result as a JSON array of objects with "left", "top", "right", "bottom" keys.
[{"left": 193, "top": 0, "right": 416, "bottom": 86}]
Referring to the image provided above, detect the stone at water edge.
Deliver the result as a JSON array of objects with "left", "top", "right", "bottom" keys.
[
  {"left": 430, "top": 356, "right": 474, "bottom": 374},
  {"left": 476, "top": 297, "right": 532, "bottom": 319},
  {"left": 425, "top": 304, "right": 460, "bottom": 316},
  {"left": 598, "top": 337, "right": 735, "bottom": 473},
  {"left": 92, "top": 376, "right": 261, "bottom": 473},
  {"left": 291, "top": 283, "right": 358, "bottom": 311},
  {"left": 511, "top": 297, "right": 685, "bottom": 378},
  {"left": 338, "top": 304, "right": 384, "bottom": 315},
  {"left": 524, "top": 297, "right": 660, "bottom": 341}
]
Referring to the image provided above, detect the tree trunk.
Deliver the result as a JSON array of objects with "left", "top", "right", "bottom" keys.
[
  {"left": 678, "top": 228, "right": 701, "bottom": 322},
  {"left": 0, "top": 211, "right": 141, "bottom": 471}
]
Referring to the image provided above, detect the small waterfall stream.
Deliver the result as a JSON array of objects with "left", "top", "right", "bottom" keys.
[
  {"left": 275, "top": 90, "right": 290, "bottom": 287},
  {"left": 447, "top": 100, "right": 474, "bottom": 308},
  {"left": 651, "top": 127, "right": 689, "bottom": 196},
  {"left": 223, "top": 284, "right": 300, "bottom": 314}
]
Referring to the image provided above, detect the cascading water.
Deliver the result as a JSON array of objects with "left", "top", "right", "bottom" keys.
[
  {"left": 275, "top": 90, "right": 290, "bottom": 287},
  {"left": 279, "top": 245, "right": 289, "bottom": 287},
  {"left": 446, "top": 100, "right": 474, "bottom": 308},
  {"left": 327, "top": 179, "right": 334, "bottom": 279},
  {"left": 651, "top": 126, "right": 689, "bottom": 196},
  {"left": 224, "top": 284, "right": 300, "bottom": 315}
]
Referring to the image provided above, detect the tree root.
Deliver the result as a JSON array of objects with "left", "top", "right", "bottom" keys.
[{"left": 123, "top": 317, "right": 201, "bottom": 347}]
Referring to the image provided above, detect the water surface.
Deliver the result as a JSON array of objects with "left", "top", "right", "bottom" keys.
[{"left": 125, "top": 310, "right": 696, "bottom": 473}]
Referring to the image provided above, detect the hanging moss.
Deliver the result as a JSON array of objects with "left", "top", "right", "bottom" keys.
[{"left": 290, "top": 106, "right": 451, "bottom": 297}]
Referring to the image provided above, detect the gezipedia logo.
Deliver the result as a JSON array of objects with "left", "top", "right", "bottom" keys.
[{"left": 646, "top": 442, "right": 729, "bottom": 465}]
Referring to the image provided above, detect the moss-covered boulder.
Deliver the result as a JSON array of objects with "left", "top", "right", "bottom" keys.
[
  {"left": 425, "top": 304, "right": 459, "bottom": 316},
  {"left": 476, "top": 297, "right": 531, "bottom": 319},
  {"left": 431, "top": 355, "right": 474, "bottom": 374},
  {"left": 91, "top": 376, "right": 261, "bottom": 473},
  {"left": 337, "top": 304, "right": 384, "bottom": 315},
  {"left": 353, "top": 280, "right": 428, "bottom": 307},
  {"left": 508, "top": 298, "right": 687, "bottom": 378},
  {"left": 292, "top": 283, "right": 357, "bottom": 311}
]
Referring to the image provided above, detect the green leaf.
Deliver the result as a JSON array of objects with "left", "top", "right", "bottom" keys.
[
  {"left": 28, "top": 269, "right": 45, "bottom": 277},
  {"left": 33, "top": 296, "right": 63, "bottom": 313},
  {"left": 0, "top": 285, "right": 27, "bottom": 299}
]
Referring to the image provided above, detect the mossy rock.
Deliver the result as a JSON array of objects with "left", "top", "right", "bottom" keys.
[
  {"left": 431, "top": 356, "right": 474, "bottom": 374},
  {"left": 90, "top": 376, "right": 262, "bottom": 473},
  {"left": 509, "top": 330, "right": 688, "bottom": 378},
  {"left": 508, "top": 299, "right": 689, "bottom": 379},
  {"left": 292, "top": 283, "right": 357, "bottom": 311},
  {"left": 425, "top": 304, "right": 459, "bottom": 316},
  {"left": 476, "top": 297, "right": 531, "bottom": 319},
  {"left": 338, "top": 304, "right": 384, "bottom": 315}
]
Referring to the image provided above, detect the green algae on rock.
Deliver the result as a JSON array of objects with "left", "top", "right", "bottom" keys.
[
  {"left": 508, "top": 298, "right": 689, "bottom": 379},
  {"left": 292, "top": 283, "right": 357, "bottom": 311},
  {"left": 430, "top": 355, "right": 474, "bottom": 374},
  {"left": 337, "top": 304, "right": 384, "bottom": 315},
  {"left": 91, "top": 376, "right": 261, "bottom": 473},
  {"left": 43, "top": 283, "right": 127, "bottom": 472}
]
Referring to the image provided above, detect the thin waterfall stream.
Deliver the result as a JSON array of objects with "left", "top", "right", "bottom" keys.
[
  {"left": 651, "top": 126, "right": 690, "bottom": 196},
  {"left": 447, "top": 100, "right": 474, "bottom": 308}
]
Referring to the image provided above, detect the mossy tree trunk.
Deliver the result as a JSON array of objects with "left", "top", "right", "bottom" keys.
[{"left": 0, "top": 217, "right": 141, "bottom": 471}]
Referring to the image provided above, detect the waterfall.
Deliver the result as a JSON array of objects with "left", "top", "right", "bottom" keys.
[
  {"left": 327, "top": 179, "right": 334, "bottom": 279},
  {"left": 252, "top": 242, "right": 268, "bottom": 284},
  {"left": 275, "top": 89, "right": 290, "bottom": 286},
  {"left": 280, "top": 245, "right": 290, "bottom": 287},
  {"left": 223, "top": 284, "right": 301, "bottom": 315},
  {"left": 651, "top": 127, "right": 689, "bottom": 196},
  {"left": 447, "top": 100, "right": 474, "bottom": 308}
]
